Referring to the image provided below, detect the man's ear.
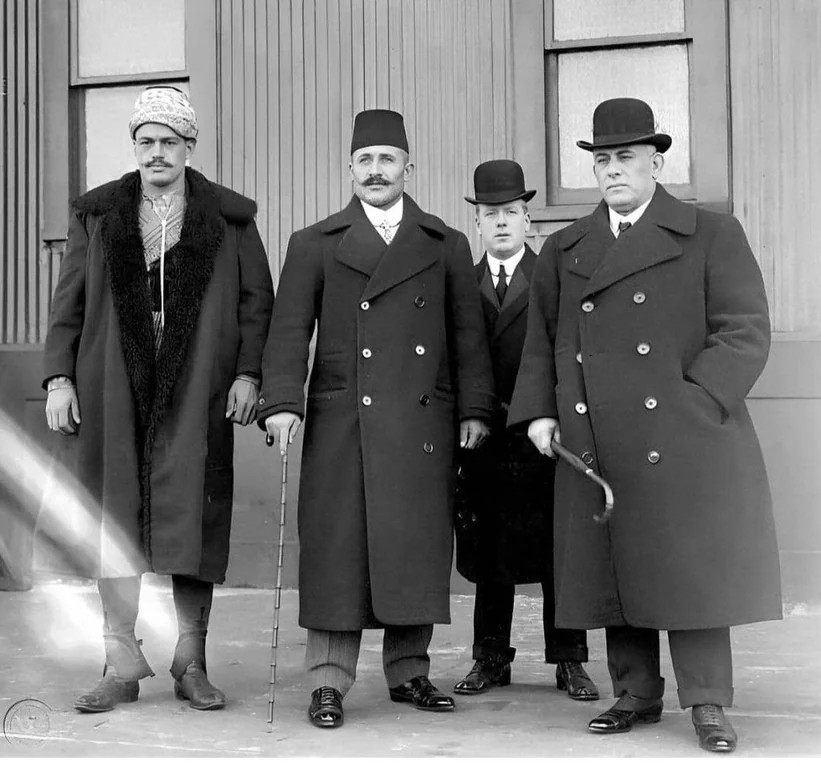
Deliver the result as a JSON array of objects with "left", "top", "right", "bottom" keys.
[
  {"left": 651, "top": 151, "right": 665, "bottom": 179},
  {"left": 403, "top": 162, "right": 415, "bottom": 182}
]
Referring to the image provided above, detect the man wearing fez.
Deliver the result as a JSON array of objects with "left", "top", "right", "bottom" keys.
[
  {"left": 259, "top": 109, "right": 494, "bottom": 728},
  {"left": 44, "top": 86, "right": 274, "bottom": 713},
  {"left": 453, "top": 160, "right": 598, "bottom": 702},
  {"left": 508, "top": 98, "right": 781, "bottom": 753}
]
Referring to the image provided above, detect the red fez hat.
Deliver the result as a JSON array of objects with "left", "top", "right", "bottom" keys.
[{"left": 350, "top": 109, "right": 409, "bottom": 154}]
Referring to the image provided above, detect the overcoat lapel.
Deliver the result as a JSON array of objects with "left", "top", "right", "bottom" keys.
[
  {"left": 493, "top": 246, "right": 534, "bottom": 340},
  {"left": 332, "top": 197, "right": 386, "bottom": 277},
  {"left": 478, "top": 258, "right": 499, "bottom": 313}
]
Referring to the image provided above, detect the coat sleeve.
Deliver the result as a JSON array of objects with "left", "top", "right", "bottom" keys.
[
  {"left": 43, "top": 210, "right": 88, "bottom": 388},
  {"left": 235, "top": 220, "right": 275, "bottom": 380},
  {"left": 507, "top": 234, "right": 561, "bottom": 428},
  {"left": 445, "top": 231, "right": 495, "bottom": 422},
  {"left": 257, "top": 229, "right": 322, "bottom": 422},
  {"left": 684, "top": 215, "right": 771, "bottom": 414}
]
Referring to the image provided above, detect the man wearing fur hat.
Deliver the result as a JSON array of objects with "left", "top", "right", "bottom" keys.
[
  {"left": 259, "top": 109, "right": 494, "bottom": 728},
  {"left": 509, "top": 98, "right": 781, "bottom": 752},
  {"left": 453, "top": 160, "right": 598, "bottom": 702},
  {"left": 43, "top": 85, "right": 274, "bottom": 713}
]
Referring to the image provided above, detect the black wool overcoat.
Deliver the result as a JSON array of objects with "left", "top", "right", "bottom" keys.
[
  {"left": 258, "top": 194, "right": 494, "bottom": 630},
  {"left": 42, "top": 168, "right": 274, "bottom": 583},
  {"left": 455, "top": 245, "right": 556, "bottom": 584},
  {"left": 508, "top": 185, "right": 782, "bottom": 630}
]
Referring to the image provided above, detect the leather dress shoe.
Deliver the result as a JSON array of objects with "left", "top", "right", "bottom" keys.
[
  {"left": 174, "top": 660, "right": 226, "bottom": 710},
  {"left": 74, "top": 668, "right": 140, "bottom": 713},
  {"left": 308, "top": 686, "right": 344, "bottom": 728},
  {"left": 556, "top": 660, "right": 599, "bottom": 701},
  {"left": 588, "top": 695, "right": 663, "bottom": 734},
  {"left": 453, "top": 657, "right": 511, "bottom": 695},
  {"left": 389, "top": 675, "right": 454, "bottom": 711},
  {"left": 692, "top": 704, "right": 737, "bottom": 752}
]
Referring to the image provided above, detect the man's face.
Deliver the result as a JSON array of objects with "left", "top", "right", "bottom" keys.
[
  {"left": 134, "top": 123, "right": 194, "bottom": 190},
  {"left": 475, "top": 200, "right": 530, "bottom": 259},
  {"left": 349, "top": 145, "right": 414, "bottom": 209},
  {"left": 592, "top": 144, "right": 663, "bottom": 214}
]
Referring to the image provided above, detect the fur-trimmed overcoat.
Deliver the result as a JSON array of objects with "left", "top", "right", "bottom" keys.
[
  {"left": 508, "top": 185, "right": 782, "bottom": 630},
  {"left": 258, "top": 195, "right": 494, "bottom": 630},
  {"left": 43, "top": 168, "right": 274, "bottom": 583}
]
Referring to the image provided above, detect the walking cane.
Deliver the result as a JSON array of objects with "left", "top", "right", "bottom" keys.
[
  {"left": 550, "top": 439, "right": 614, "bottom": 524},
  {"left": 265, "top": 433, "right": 288, "bottom": 731}
]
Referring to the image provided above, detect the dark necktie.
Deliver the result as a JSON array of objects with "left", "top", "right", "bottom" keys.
[
  {"left": 618, "top": 220, "right": 632, "bottom": 235},
  {"left": 495, "top": 263, "right": 508, "bottom": 306}
]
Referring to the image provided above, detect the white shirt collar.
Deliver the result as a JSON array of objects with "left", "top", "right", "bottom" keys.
[
  {"left": 486, "top": 246, "right": 526, "bottom": 280},
  {"left": 360, "top": 197, "right": 403, "bottom": 228},
  {"left": 608, "top": 190, "right": 654, "bottom": 236}
]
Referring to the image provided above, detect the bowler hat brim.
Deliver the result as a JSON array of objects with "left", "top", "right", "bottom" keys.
[
  {"left": 464, "top": 188, "right": 537, "bottom": 206},
  {"left": 576, "top": 132, "right": 672, "bottom": 154}
]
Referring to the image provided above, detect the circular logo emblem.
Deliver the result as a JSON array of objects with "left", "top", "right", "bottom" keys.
[{"left": 3, "top": 699, "right": 51, "bottom": 748}]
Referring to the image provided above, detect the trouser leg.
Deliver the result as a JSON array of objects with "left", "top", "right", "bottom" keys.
[
  {"left": 305, "top": 629, "right": 362, "bottom": 697},
  {"left": 605, "top": 625, "right": 665, "bottom": 704},
  {"left": 97, "top": 576, "right": 153, "bottom": 680},
  {"left": 668, "top": 627, "right": 733, "bottom": 709},
  {"left": 542, "top": 578, "right": 589, "bottom": 663},
  {"left": 473, "top": 582, "right": 515, "bottom": 658},
  {"left": 382, "top": 624, "right": 434, "bottom": 689},
  {"left": 170, "top": 575, "right": 214, "bottom": 679}
]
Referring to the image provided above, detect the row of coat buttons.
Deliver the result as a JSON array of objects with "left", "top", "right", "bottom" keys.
[
  {"left": 361, "top": 345, "right": 425, "bottom": 357},
  {"left": 581, "top": 291, "right": 646, "bottom": 314},
  {"left": 574, "top": 396, "right": 657, "bottom": 414},
  {"left": 577, "top": 449, "right": 660, "bottom": 465},
  {"left": 360, "top": 296, "right": 426, "bottom": 312},
  {"left": 363, "top": 394, "right": 435, "bottom": 407},
  {"left": 575, "top": 341, "right": 650, "bottom": 363}
]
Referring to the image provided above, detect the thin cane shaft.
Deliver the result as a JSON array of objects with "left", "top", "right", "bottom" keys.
[
  {"left": 551, "top": 440, "right": 615, "bottom": 523},
  {"left": 268, "top": 448, "right": 288, "bottom": 729}
]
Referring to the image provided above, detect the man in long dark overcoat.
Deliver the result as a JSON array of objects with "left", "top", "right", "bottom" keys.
[
  {"left": 43, "top": 86, "right": 274, "bottom": 713},
  {"left": 508, "top": 99, "right": 782, "bottom": 753},
  {"left": 259, "top": 110, "right": 494, "bottom": 728},
  {"left": 452, "top": 160, "right": 598, "bottom": 702}
]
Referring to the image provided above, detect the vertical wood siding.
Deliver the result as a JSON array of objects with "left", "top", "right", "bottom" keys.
[
  {"left": 215, "top": 0, "right": 515, "bottom": 281},
  {"left": 729, "top": 0, "right": 821, "bottom": 333},
  {"left": 1, "top": 0, "right": 48, "bottom": 344}
]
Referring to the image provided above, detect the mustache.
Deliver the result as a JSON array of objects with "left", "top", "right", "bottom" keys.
[
  {"left": 147, "top": 161, "right": 172, "bottom": 168},
  {"left": 364, "top": 177, "right": 388, "bottom": 186}
]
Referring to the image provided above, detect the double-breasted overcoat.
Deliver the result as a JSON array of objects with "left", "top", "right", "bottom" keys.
[
  {"left": 508, "top": 185, "right": 782, "bottom": 630},
  {"left": 455, "top": 245, "right": 556, "bottom": 584},
  {"left": 258, "top": 194, "right": 494, "bottom": 630},
  {"left": 43, "top": 168, "right": 274, "bottom": 583}
]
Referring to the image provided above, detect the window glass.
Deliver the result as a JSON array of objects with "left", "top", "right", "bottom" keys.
[
  {"left": 553, "top": 0, "right": 684, "bottom": 41},
  {"left": 77, "top": 0, "right": 186, "bottom": 78},
  {"left": 557, "top": 44, "right": 690, "bottom": 189}
]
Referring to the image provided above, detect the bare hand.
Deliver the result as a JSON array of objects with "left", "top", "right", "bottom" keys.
[
  {"left": 460, "top": 418, "right": 489, "bottom": 450},
  {"left": 226, "top": 378, "right": 259, "bottom": 426},
  {"left": 46, "top": 387, "right": 81, "bottom": 435},
  {"left": 527, "top": 417, "right": 560, "bottom": 458},
  {"left": 265, "top": 412, "right": 302, "bottom": 454}
]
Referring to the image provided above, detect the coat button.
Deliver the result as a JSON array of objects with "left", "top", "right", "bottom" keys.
[
  {"left": 633, "top": 291, "right": 646, "bottom": 304},
  {"left": 423, "top": 441, "right": 434, "bottom": 454},
  {"left": 645, "top": 396, "right": 658, "bottom": 410},
  {"left": 362, "top": 396, "right": 372, "bottom": 406},
  {"left": 362, "top": 348, "right": 372, "bottom": 358},
  {"left": 575, "top": 402, "right": 588, "bottom": 415},
  {"left": 360, "top": 301, "right": 370, "bottom": 311},
  {"left": 414, "top": 296, "right": 425, "bottom": 308},
  {"left": 581, "top": 451, "right": 594, "bottom": 465},
  {"left": 415, "top": 345, "right": 425, "bottom": 355},
  {"left": 419, "top": 394, "right": 430, "bottom": 406},
  {"left": 647, "top": 450, "right": 660, "bottom": 464},
  {"left": 637, "top": 342, "right": 651, "bottom": 355},
  {"left": 581, "top": 300, "right": 595, "bottom": 313},
  {"left": 575, "top": 352, "right": 583, "bottom": 364},
  {"left": 258, "top": 397, "right": 265, "bottom": 405}
]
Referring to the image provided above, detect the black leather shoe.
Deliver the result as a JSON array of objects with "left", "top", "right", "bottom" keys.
[
  {"left": 453, "top": 658, "right": 511, "bottom": 695},
  {"left": 588, "top": 695, "right": 663, "bottom": 733},
  {"left": 174, "top": 660, "right": 226, "bottom": 710},
  {"left": 389, "top": 675, "right": 455, "bottom": 711},
  {"left": 556, "top": 660, "right": 599, "bottom": 701},
  {"left": 308, "top": 686, "right": 344, "bottom": 728},
  {"left": 692, "top": 704, "right": 737, "bottom": 752},
  {"left": 74, "top": 668, "right": 140, "bottom": 713}
]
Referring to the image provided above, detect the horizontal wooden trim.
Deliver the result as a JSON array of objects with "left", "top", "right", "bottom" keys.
[
  {"left": 546, "top": 32, "right": 691, "bottom": 52},
  {"left": 69, "top": 70, "right": 188, "bottom": 87}
]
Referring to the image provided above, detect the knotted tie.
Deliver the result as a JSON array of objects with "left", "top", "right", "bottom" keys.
[
  {"left": 495, "top": 263, "right": 508, "bottom": 306},
  {"left": 617, "top": 220, "right": 632, "bottom": 236}
]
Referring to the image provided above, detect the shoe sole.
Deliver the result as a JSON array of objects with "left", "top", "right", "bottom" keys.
[
  {"left": 389, "top": 693, "right": 454, "bottom": 711},
  {"left": 453, "top": 679, "right": 510, "bottom": 696},
  {"left": 588, "top": 710, "right": 662, "bottom": 733}
]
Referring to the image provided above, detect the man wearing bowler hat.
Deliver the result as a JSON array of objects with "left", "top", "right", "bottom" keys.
[
  {"left": 258, "top": 109, "right": 494, "bottom": 728},
  {"left": 508, "top": 98, "right": 782, "bottom": 752},
  {"left": 453, "top": 160, "right": 598, "bottom": 702}
]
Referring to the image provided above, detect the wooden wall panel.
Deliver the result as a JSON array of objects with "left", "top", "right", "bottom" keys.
[
  {"left": 729, "top": 0, "right": 821, "bottom": 333},
  {"left": 215, "top": 0, "right": 517, "bottom": 280}
]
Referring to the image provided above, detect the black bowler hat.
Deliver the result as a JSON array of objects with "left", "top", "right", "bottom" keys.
[
  {"left": 464, "top": 160, "right": 537, "bottom": 205},
  {"left": 576, "top": 98, "right": 672, "bottom": 153},
  {"left": 350, "top": 109, "right": 409, "bottom": 154}
]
